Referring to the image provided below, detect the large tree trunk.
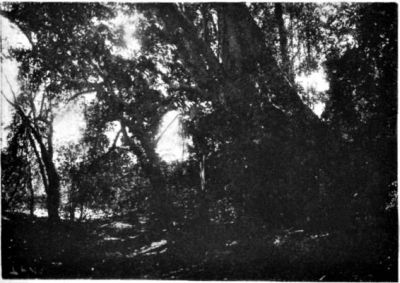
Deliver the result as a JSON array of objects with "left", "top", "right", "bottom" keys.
[
  {"left": 157, "top": 3, "right": 322, "bottom": 129},
  {"left": 156, "top": 3, "right": 336, "bottom": 227}
]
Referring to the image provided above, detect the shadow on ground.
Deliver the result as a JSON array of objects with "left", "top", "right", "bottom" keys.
[{"left": 2, "top": 212, "right": 397, "bottom": 280}]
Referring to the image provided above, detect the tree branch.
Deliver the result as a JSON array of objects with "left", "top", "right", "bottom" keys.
[{"left": 67, "top": 88, "right": 97, "bottom": 102}]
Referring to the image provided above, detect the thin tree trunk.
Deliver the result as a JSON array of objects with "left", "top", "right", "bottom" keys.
[
  {"left": 27, "top": 169, "right": 35, "bottom": 218},
  {"left": 20, "top": 109, "right": 60, "bottom": 222},
  {"left": 45, "top": 112, "right": 60, "bottom": 222},
  {"left": 120, "top": 120, "right": 171, "bottom": 230},
  {"left": 79, "top": 202, "right": 85, "bottom": 221},
  {"left": 274, "top": 3, "right": 293, "bottom": 82},
  {"left": 24, "top": 141, "right": 35, "bottom": 218},
  {"left": 69, "top": 205, "right": 75, "bottom": 221},
  {"left": 69, "top": 185, "right": 76, "bottom": 221},
  {"left": 42, "top": 140, "right": 60, "bottom": 223},
  {"left": 198, "top": 154, "right": 209, "bottom": 222}
]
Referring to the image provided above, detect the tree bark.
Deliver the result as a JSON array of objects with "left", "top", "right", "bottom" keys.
[
  {"left": 31, "top": 129, "right": 60, "bottom": 222},
  {"left": 27, "top": 167, "right": 35, "bottom": 218},
  {"left": 120, "top": 119, "right": 171, "bottom": 229},
  {"left": 45, "top": 116, "right": 60, "bottom": 222},
  {"left": 46, "top": 168, "right": 60, "bottom": 222},
  {"left": 69, "top": 204, "right": 75, "bottom": 221},
  {"left": 198, "top": 154, "right": 209, "bottom": 223},
  {"left": 69, "top": 183, "right": 76, "bottom": 221},
  {"left": 157, "top": 3, "right": 322, "bottom": 129},
  {"left": 23, "top": 136, "right": 35, "bottom": 218},
  {"left": 274, "top": 3, "right": 293, "bottom": 82},
  {"left": 20, "top": 108, "right": 60, "bottom": 222}
]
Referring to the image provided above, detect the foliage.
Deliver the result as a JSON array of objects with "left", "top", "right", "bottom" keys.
[
  {"left": 1, "top": 115, "right": 34, "bottom": 212},
  {"left": 323, "top": 3, "right": 397, "bottom": 227}
]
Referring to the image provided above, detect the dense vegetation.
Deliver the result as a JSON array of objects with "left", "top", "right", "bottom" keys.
[{"left": 1, "top": 3, "right": 397, "bottom": 280}]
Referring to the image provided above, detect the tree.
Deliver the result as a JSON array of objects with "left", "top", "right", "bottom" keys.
[
  {"left": 1, "top": 3, "right": 116, "bottom": 222},
  {"left": 2, "top": 3, "right": 179, "bottom": 229},
  {"left": 1, "top": 114, "right": 35, "bottom": 215},
  {"left": 323, "top": 3, "right": 397, "bottom": 226},
  {"left": 2, "top": 2, "right": 396, "bottom": 234},
  {"left": 135, "top": 3, "right": 332, "bottom": 227},
  {"left": 1, "top": 82, "right": 62, "bottom": 221}
]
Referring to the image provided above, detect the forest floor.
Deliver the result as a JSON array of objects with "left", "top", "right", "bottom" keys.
[{"left": 2, "top": 212, "right": 397, "bottom": 281}]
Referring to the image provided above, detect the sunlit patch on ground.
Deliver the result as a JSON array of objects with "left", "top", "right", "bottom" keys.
[
  {"left": 103, "top": 236, "right": 124, "bottom": 241},
  {"left": 127, "top": 239, "right": 168, "bottom": 258},
  {"left": 101, "top": 221, "right": 133, "bottom": 230}
]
